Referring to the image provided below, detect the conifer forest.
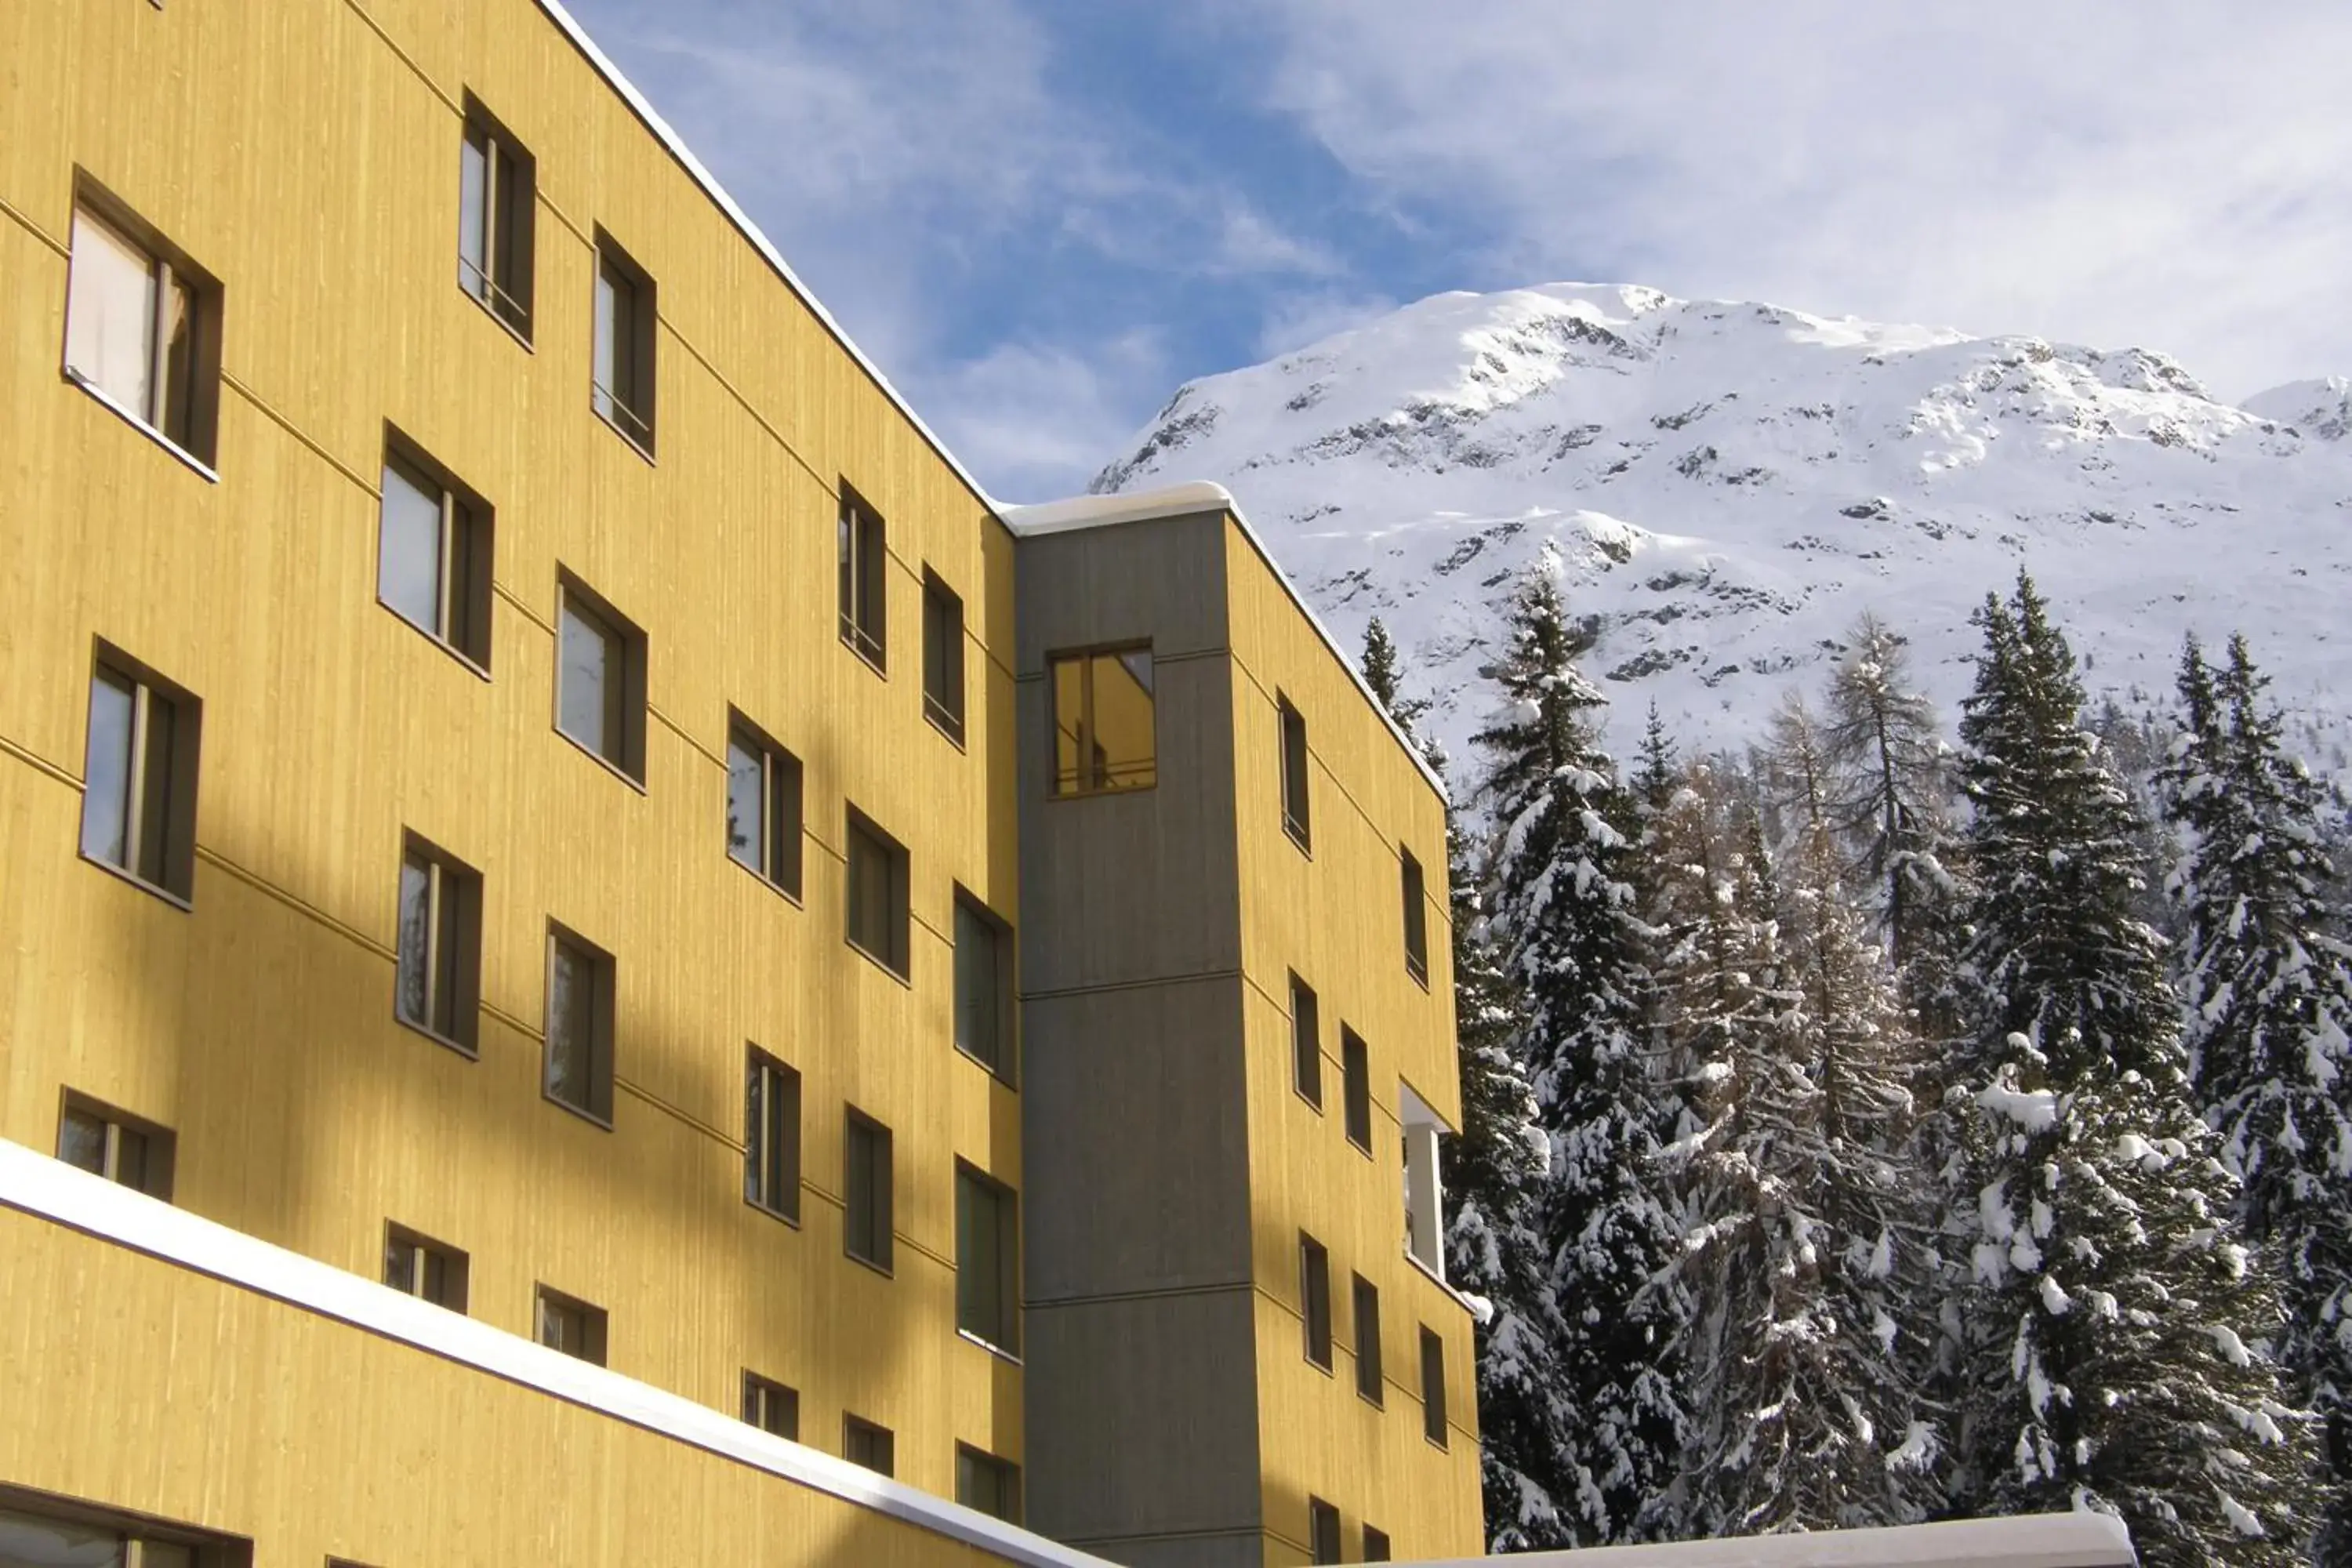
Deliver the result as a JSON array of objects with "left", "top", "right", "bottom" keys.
[{"left": 1364, "top": 572, "right": 2352, "bottom": 1566}]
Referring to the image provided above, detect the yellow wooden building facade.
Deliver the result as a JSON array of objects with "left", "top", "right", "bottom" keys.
[{"left": 0, "top": 2, "right": 1478, "bottom": 1564}]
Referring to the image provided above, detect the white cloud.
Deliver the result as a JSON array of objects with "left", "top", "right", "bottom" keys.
[
  {"left": 1254, "top": 289, "right": 1400, "bottom": 359},
  {"left": 1246, "top": 0, "right": 2352, "bottom": 397},
  {"left": 913, "top": 332, "right": 1171, "bottom": 506}
]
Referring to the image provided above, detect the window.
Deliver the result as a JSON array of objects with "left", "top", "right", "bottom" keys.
[
  {"left": 956, "top": 1163, "right": 1020, "bottom": 1353},
  {"left": 1402, "top": 848, "right": 1430, "bottom": 985},
  {"left": 1049, "top": 646, "right": 1156, "bottom": 796},
  {"left": 1300, "top": 1233, "right": 1332, "bottom": 1370},
  {"left": 845, "top": 809, "right": 910, "bottom": 978},
  {"left": 590, "top": 231, "right": 655, "bottom": 455},
  {"left": 556, "top": 572, "right": 647, "bottom": 783},
  {"left": 458, "top": 97, "right": 535, "bottom": 339},
  {"left": 56, "top": 1093, "right": 173, "bottom": 1200},
  {"left": 742, "top": 1372, "right": 800, "bottom": 1441},
  {"left": 956, "top": 1446, "right": 1022, "bottom": 1523},
  {"left": 1308, "top": 1498, "right": 1341, "bottom": 1566},
  {"left": 0, "top": 1499, "right": 226, "bottom": 1568},
  {"left": 1420, "top": 1326, "right": 1448, "bottom": 1447},
  {"left": 726, "top": 712, "right": 804, "bottom": 898},
  {"left": 79, "top": 645, "right": 201, "bottom": 903},
  {"left": 377, "top": 437, "right": 493, "bottom": 670},
  {"left": 63, "top": 191, "right": 220, "bottom": 464},
  {"left": 1402, "top": 1084, "right": 1447, "bottom": 1279},
  {"left": 395, "top": 833, "right": 481, "bottom": 1054},
  {"left": 1363, "top": 1525, "right": 1392, "bottom": 1562},
  {"left": 838, "top": 492, "right": 887, "bottom": 670},
  {"left": 1352, "top": 1274, "right": 1383, "bottom": 1406},
  {"left": 922, "top": 569, "right": 965, "bottom": 742},
  {"left": 745, "top": 1048, "right": 800, "bottom": 1223},
  {"left": 1342, "top": 1028, "right": 1373, "bottom": 1153},
  {"left": 543, "top": 924, "right": 615, "bottom": 1124},
  {"left": 954, "top": 893, "right": 1014, "bottom": 1083},
  {"left": 844, "top": 1109, "right": 894, "bottom": 1272},
  {"left": 1289, "top": 974, "right": 1322, "bottom": 1110},
  {"left": 383, "top": 1223, "right": 469, "bottom": 1312},
  {"left": 844, "top": 1415, "right": 895, "bottom": 1476},
  {"left": 1279, "top": 695, "right": 1312, "bottom": 850},
  {"left": 535, "top": 1286, "right": 607, "bottom": 1365}
]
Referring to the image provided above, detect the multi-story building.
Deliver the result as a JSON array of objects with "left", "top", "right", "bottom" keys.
[{"left": 0, "top": 2, "right": 1476, "bottom": 1565}]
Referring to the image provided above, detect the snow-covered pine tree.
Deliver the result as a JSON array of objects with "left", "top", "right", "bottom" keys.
[
  {"left": 1951, "top": 574, "right": 2318, "bottom": 1563},
  {"left": 1661, "top": 720, "right": 1940, "bottom": 1532},
  {"left": 1474, "top": 571, "right": 1686, "bottom": 1545},
  {"left": 1356, "top": 623, "right": 1555, "bottom": 1552},
  {"left": 2161, "top": 632, "right": 2352, "bottom": 1563}
]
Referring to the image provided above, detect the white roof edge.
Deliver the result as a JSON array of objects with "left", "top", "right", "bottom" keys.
[
  {"left": 530, "top": 0, "right": 1003, "bottom": 520},
  {"left": 1002, "top": 485, "right": 1453, "bottom": 802},
  {"left": 0, "top": 1138, "right": 1113, "bottom": 1568},
  {"left": 1410, "top": 1513, "right": 2134, "bottom": 1568}
]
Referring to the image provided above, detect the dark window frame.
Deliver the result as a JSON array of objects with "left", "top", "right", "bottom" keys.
[
  {"left": 741, "top": 1370, "right": 800, "bottom": 1440},
  {"left": 838, "top": 487, "right": 887, "bottom": 672},
  {"left": 955, "top": 1160, "right": 1022, "bottom": 1356},
  {"left": 921, "top": 567, "right": 966, "bottom": 744},
  {"left": 78, "top": 641, "right": 202, "bottom": 906},
  {"left": 543, "top": 920, "right": 616, "bottom": 1127},
  {"left": 383, "top": 1221, "right": 470, "bottom": 1312},
  {"left": 725, "top": 708, "right": 804, "bottom": 900},
  {"left": 54, "top": 1090, "right": 175, "bottom": 1200},
  {"left": 377, "top": 427, "right": 495, "bottom": 673},
  {"left": 745, "top": 1046, "right": 802, "bottom": 1225},
  {"left": 953, "top": 889, "right": 1016, "bottom": 1085},
  {"left": 1046, "top": 643, "right": 1158, "bottom": 797},
  {"left": 1420, "top": 1325, "right": 1449, "bottom": 1448},
  {"left": 1301, "top": 1232, "right": 1333, "bottom": 1371},
  {"left": 844, "top": 1107, "right": 895, "bottom": 1274},
  {"left": 1363, "top": 1524, "right": 1392, "bottom": 1562},
  {"left": 590, "top": 227, "right": 656, "bottom": 458},
  {"left": 1352, "top": 1272, "right": 1383, "bottom": 1406},
  {"left": 1308, "top": 1497, "right": 1342, "bottom": 1566},
  {"left": 0, "top": 1485, "right": 251, "bottom": 1568},
  {"left": 62, "top": 173, "right": 225, "bottom": 469},
  {"left": 457, "top": 93, "right": 536, "bottom": 343},
  {"left": 534, "top": 1283, "right": 608, "bottom": 1365},
  {"left": 1289, "top": 973, "right": 1323, "bottom": 1111},
  {"left": 394, "top": 829, "right": 483, "bottom": 1057},
  {"left": 1341, "top": 1027, "right": 1374, "bottom": 1154},
  {"left": 1278, "top": 694, "right": 1312, "bottom": 851},
  {"left": 1402, "top": 846, "right": 1430, "bottom": 987},
  {"left": 956, "top": 1444, "right": 1022, "bottom": 1523},
  {"left": 554, "top": 568, "right": 648, "bottom": 786},
  {"left": 844, "top": 806, "right": 911, "bottom": 980},
  {"left": 843, "top": 1414, "right": 895, "bottom": 1476}
]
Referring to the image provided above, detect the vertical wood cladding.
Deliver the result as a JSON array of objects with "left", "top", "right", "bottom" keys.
[{"left": 1, "top": 0, "right": 1022, "bottom": 1522}]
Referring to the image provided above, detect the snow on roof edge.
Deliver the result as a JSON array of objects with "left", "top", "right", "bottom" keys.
[
  {"left": 1003, "top": 484, "right": 1452, "bottom": 802},
  {"left": 0, "top": 1137, "right": 1114, "bottom": 1568},
  {"left": 1410, "top": 1513, "right": 2134, "bottom": 1568},
  {"left": 530, "top": 0, "right": 1002, "bottom": 520}
]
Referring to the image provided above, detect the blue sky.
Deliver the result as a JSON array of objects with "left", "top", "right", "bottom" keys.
[{"left": 563, "top": 0, "right": 2352, "bottom": 503}]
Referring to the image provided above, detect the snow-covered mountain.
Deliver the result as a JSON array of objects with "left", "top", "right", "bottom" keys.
[{"left": 1090, "top": 284, "right": 2352, "bottom": 780}]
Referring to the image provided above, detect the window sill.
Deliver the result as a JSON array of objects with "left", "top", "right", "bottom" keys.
[
  {"left": 1347, "top": 1133, "right": 1375, "bottom": 1160},
  {"left": 542, "top": 1087, "right": 615, "bottom": 1131},
  {"left": 1284, "top": 820, "right": 1312, "bottom": 858},
  {"left": 956, "top": 1327, "right": 1023, "bottom": 1367},
  {"left": 924, "top": 699, "right": 966, "bottom": 750},
  {"left": 592, "top": 401, "right": 657, "bottom": 465},
  {"left": 1406, "top": 960, "right": 1430, "bottom": 993},
  {"left": 554, "top": 724, "right": 648, "bottom": 794},
  {"left": 1358, "top": 1388, "right": 1386, "bottom": 1412},
  {"left": 953, "top": 1041, "right": 1018, "bottom": 1091},
  {"left": 845, "top": 1248, "right": 895, "bottom": 1280},
  {"left": 379, "top": 597, "right": 492, "bottom": 681},
  {"left": 1293, "top": 1084, "right": 1325, "bottom": 1116},
  {"left": 1305, "top": 1355, "right": 1334, "bottom": 1378},
  {"left": 728, "top": 851, "right": 805, "bottom": 909},
  {"left": 846, "top": 935, "right": 912, "bottom": 988},
  {"left": 394, "top": 1011, "right": 480, "bottom": 1062},
  {"left": 460, "top": 281, "right": 535, "bottom": 353},
  {"left": 1047, "top": 782, "right": 1159, "bottom": 803},
  {"left": 78, "top": 849, "right": 193, "bottom": 912},
  {"left": 745, "top": 1194, "right": 802, "bottom": 1230},
  {"left": 840, "top": 627, "right": 887, "bottom": 678},
  {"left": 1403, "top": 1247, "right": 1479, "bottom": 1318},
  {"left": 64, "top": 368, "right": 219, "bottom": 483}
]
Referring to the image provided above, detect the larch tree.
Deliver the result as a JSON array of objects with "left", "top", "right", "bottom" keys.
[
  {"left": 1474, "top": 570, "right": 1686, "bottom": 1544},
  {"left": 1949, "top": 573, "right": 2318, "bottom": 1564},
  {"left": 2161, "top": 632, "right": 2352, "bottom": 1563}
]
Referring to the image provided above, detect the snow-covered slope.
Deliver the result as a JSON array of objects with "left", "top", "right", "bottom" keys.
[{"left": 1091, "top": 284, "right": 2352, "bottom": 779}]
